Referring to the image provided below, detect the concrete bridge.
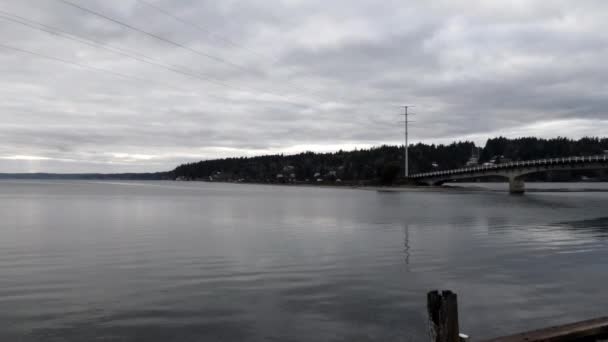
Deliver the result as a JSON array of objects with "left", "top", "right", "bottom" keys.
[{"left": 410, "top": 155, "right": 608, "bottom": 194}]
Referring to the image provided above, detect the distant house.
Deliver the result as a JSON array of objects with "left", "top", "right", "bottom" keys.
[
  {"left": 488, "top": 155, "right": 505, "bottom": 164},
  {"left": 465, "top": 147, "right": 481, "bottom": 166},
  {"left": 465, "top": 158, "right": 478, "bottom": 167}
]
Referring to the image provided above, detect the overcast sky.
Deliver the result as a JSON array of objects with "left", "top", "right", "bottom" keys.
[{"left": 0, "top": 0, "right": 607, "bottom": 173}]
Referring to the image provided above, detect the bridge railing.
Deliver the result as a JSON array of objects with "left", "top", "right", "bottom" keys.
[{"left": 410, "top": 155, "right": 608, "bottom": 179}]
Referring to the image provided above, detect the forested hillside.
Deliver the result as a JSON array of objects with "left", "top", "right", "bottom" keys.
[{"left": 172, "top": 137, "right": 608, "bottom": 184}]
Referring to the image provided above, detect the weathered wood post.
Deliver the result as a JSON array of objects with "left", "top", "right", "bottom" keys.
[{"left": 427, "top": 290, "right": 461, "bottom": 342}]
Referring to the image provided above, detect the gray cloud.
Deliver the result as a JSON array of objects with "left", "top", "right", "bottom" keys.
[{"left": 0, "top": 0, "right": 607, "bottom": 172}]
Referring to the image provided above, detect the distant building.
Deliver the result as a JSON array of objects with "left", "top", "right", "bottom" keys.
[
  {"left": 488, "top": 155, "right": 510, "bottom": 164},
  {"left": 466, "top": 147, "right": 481, "bottom": 166}
]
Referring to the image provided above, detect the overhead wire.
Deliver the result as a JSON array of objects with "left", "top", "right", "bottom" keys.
[
  {"left": 0, "top": 9, "right": 310, "bottom": 107},
  {"left": 56, "top": 0, "right": 260, "bottom": 74},
  {"left": 136, "top": 0, "right": 338, "bottom": 100},
  {"left": 55, "top": 0, "right": 339, "bottom": 103},
  {"left": 0, "top": 42, "right": 185, "bottom": 92},
  {"left": 0, "top": 43, "right": 273, "bottom": 135},
  {"left": 0, "top": 10, "right": 235, "bottom": 91},
  {"left": 135, "top": 0, "right": 271, "bottom": 63}
]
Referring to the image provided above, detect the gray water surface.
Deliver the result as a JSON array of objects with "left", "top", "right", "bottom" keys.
[{"left": 1, "top": 180, "right": 607, "bottom": 341}]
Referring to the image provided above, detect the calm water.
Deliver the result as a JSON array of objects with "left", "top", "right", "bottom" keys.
[
  {"left": 449, "top": 181, "right": 608, "bottom": 192},
  {"left": 1, "top": 180, "right": 607, "bottom": 341}
]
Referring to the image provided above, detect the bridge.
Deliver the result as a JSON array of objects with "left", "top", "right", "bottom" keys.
[{"left": 409, "top": 155, "right": 608, "bottom": 194}]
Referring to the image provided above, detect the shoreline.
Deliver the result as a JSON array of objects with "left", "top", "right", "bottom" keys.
[
  {"left": 3, "top": 178, "right": 608, "bottom": 192},
  {"left": 178, "top": 180, "right": 608, "bottom": 193}
]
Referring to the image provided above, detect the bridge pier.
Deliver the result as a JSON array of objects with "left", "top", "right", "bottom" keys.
[{"left": 508, "top": 177, "right": 525, "bottom": 194}]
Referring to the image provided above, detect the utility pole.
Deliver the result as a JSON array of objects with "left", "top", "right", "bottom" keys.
[{"left": 401, "top": 106, "right": 413, "bottom": 178}]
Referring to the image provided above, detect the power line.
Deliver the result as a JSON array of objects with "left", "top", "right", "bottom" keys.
[
  {"left": 0, "top": 11, "right": 235, "bottom": 91},
  {"left": 135, "top": 0, "right": 333, "bottom": 98},
  {"left": 0, "top": 42, "right": 313, "bottom": 124},
  {"left": 0, "top": 42, "right": 186, "bottom": 93},
  {"left": 55, "top": 0, "right": 337, "bottom": 103},
  {"left": 0, "top": 10, "right": 310, "bottom": 107},
  {"left": 55, "top": 0, "right": 257, "bottom": 74},
  {"left": 135, "top": 0, "right": 271, "bottom": 62}
]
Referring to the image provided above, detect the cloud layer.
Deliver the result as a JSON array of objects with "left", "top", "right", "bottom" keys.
[{"left": 1, "top": 0, "right": 607, "bottom": 172}]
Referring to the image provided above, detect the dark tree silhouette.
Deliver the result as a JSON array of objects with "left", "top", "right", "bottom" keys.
[{"left": 172, "top": 137, "right": 607, "bottom": 184}]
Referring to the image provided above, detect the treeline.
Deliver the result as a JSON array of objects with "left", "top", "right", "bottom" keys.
[
  {"left": 172, "top": 137, "right": 608, "bottom": 184},
  {"left": 480, "top": 137, "right": 608, "bottom": 162},
  {"left": 173, "top": 142, "right": 472, "bottom": 184}
]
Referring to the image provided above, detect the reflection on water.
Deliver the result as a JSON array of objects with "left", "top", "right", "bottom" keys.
[
  {"left": 557, "top": 217, "right": 608, "bottom": 237},
  {"left": 450, "top": 181, "right": 608, "bottom": 192},
  {"left": 1, "top": 180, "right": 607, "bottom": 341},
  {"left": 403, "top": 224, "right": 410, "bottom": 266}
]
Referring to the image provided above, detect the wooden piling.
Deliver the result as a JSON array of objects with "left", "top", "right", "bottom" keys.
[
  {"left": 427, "top": 290, "right": 461, "bottom": 342},
  {"left": 426, "top": 290, "right": 608, "bottom": 341}
]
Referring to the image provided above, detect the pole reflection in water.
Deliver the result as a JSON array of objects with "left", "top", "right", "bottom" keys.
[{"left": 403, "top": 223, "right": 411, "bottom": 266}]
